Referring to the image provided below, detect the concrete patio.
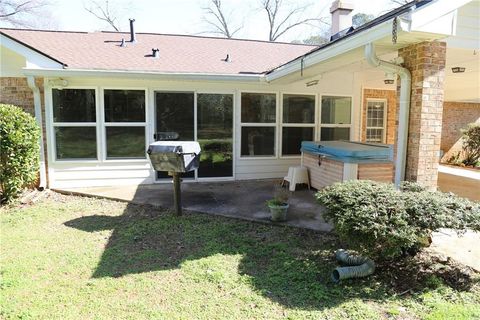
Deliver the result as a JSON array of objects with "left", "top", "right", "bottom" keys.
[{"left": 57, "top": 179, "right": 332, "bottom": 232}]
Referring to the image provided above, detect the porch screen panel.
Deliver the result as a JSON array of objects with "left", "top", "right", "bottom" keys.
[
  {"left": 240, "top": 93, "right": 276, "bottom": 157},
  {"left": 104, "top": 90, "right": 146, "bottom": 159},
  {"left": 197, "top": 94, "right": 233, "bottom": 178},
  {"left": 320, "top": 96, "right": 352, "bottom": 141},
  {"left": 52, "top": 88, "right": 98, "bottom": 160},
  {"left": 281, "top": 94, "right": 315, "bottom": 156},
  {"left": 155, "top": 92, "right": 195, "bottom": 179}
]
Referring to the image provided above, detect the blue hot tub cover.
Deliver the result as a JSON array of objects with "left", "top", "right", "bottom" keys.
[{"left": 301, "top": 140, "right": 393, "bottom": 163}]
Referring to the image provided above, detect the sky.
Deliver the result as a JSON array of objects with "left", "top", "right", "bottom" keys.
[{"left": 7, "top": 0, "right": 401, "bottom": 42}]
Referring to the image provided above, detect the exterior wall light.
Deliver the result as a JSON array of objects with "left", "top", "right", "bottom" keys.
[
  {"left": 451, "top": 67, "right": 466, "bottom": 73},
  {"left": 384, "top": 72, "right": 395, "bottom": 84}
]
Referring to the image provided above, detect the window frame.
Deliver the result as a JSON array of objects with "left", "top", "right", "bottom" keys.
[
  {"left": 319, "top": 94, "right": 354, "bottom": 141},
  {"left": 101, "top": 88, "right": 149, "bottom": 161},
  {"left": 238, "top": 90, "right": 279, "bottom": 159},
  {"left": 49, "top": 86, "right": 101, "bottom": 162},
  {"left": 279, "top": 92, "right": 317, "bottom": 159},
  {"left": 365, "top": 98, "right": 388, "bottom": 143}
]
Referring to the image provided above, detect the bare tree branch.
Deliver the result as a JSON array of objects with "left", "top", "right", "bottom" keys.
[
  {"left": 84, "top": 0, "right": 120, "bottom": 31},
  {"left": 0, "top": 0, "right": 49, "bottom": 27},
  {"left": 201, "top": 0, "right": 242, "bottom": 38},
  {"left": 261, "top": 0, "right": 325, "bottom": 42}
]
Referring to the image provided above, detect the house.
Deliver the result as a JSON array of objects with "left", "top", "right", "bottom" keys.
[{"left": 1, "top": 0, "right": 479, "bottom": 190}]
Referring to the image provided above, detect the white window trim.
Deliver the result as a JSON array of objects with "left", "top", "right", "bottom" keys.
[
  {"left": 279, "top": 92, "right": 317, "bottom": 159},
  {"left": 319, "top": 94, "right": 354, "bottom": 141},
  {"left": 238, "top": 90, "right": 279, "bottom": 160},
  {"left": 101, "top": 88, "right": 149, "bottom": 162},
  {"left": 365, "top": 98, "right": 388, "bottom": 143},
  {"left": 48, "top": 86, "right": 100, "bottom": 163}
]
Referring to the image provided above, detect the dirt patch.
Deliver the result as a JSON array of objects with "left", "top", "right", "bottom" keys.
[{"left": 376, "top": 250, "right": 479, "bottom": 294}]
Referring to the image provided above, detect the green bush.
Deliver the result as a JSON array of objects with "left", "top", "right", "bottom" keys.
[
  {"left": 316, "top": 180, "right": 480, "bottom": 260},
  {"left": 0, "top": 104, "right": 41, "bottom": 202},
  {"left": 461, "top": 123, "right": 480, "bottom": 167}
]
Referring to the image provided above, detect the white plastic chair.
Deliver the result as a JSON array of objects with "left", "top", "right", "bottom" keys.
[{"left": 282, "top": 166, "right": 310, "bottom": 191}]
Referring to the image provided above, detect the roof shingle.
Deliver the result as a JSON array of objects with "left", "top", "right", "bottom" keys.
[{"left": 0, "top": 28, "right": 316, "bottom": 74}]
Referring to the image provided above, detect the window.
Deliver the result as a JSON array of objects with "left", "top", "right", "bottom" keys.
[
  {"left": 104, "top": 90, "right": 146, "bottom": 159},
  {"left": 365, "top": 99, "right": 387, "bottom": 143},
  {"left": 320, "top": 96, "right": 351, "bottom": 141},
  {"left": 281, "top": 94, "right": 315, "bottom": 156},
  {"left": 240, "top": 93, "right": 276, "bottom": 157},
  {"left": 52, "top": 89, "right": 97, "bottom": 160}
]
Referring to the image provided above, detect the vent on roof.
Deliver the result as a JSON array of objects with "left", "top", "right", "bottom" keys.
[
  {"left": 129, "top": 18, "right": 136, "bottom": 43},
  {"left": 223, "top": 54, "right": 231, "bottom": 62},
  {"left": 120, "top": 38, "right": 126, "bottom": 47},
  {"left": 152, "top": 48, "right": 160, "bottom": 58}
]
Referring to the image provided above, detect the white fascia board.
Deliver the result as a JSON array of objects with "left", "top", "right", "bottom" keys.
[
  {"left": 0, "top": 34, "right": 63, "bottom": 69},
  {"left": 21, "top": 67, "right": 266, "bottom": 83},
  {"left": 265, "top": 20, "right": 395, "bottom": 82},
  {"left": 408, "top": 0, "right": 473, "bottom": 32}
]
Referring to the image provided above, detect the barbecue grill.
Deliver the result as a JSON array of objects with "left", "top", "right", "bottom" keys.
[{"left": 147, "top": 141, "right": 201, "bottom": 215}]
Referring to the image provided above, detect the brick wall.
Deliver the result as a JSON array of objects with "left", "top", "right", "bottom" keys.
[
  {"left": 440, "top": 101, "right": 480, "bottom": 161},
  {"left": 0, "top": 77, "right": 48, "bottom": 186},
  {"left": 361, "top": 88, "right": 397, "bottom": 145},
  {"left": 398, "top": 41, "right": 446, "bottom": 189}
]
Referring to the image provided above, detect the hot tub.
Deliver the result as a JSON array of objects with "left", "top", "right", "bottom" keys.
[{"left": 301, "top": 141, "right": 394, "bottom": 189}]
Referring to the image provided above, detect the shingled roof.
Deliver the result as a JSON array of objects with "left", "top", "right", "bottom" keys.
[{"left": 0, "top": 28, "right": 316, "bottom": 75}]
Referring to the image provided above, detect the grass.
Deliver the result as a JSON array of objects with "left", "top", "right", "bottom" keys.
[{"left": 1, "top": 192, "right": 479, "bottom": 319}]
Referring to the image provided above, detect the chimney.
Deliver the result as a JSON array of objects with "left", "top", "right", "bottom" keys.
[
  {"left": 129, "top": 18, "right": 136, "bottom": 43},
  {"left": 330, "top": 0, "right": 354, "bottom": 36}
]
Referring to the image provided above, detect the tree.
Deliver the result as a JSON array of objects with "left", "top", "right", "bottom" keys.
[
  {"left": 352, "top": 13, "right": 374, "bottom": 28},
  {"left": 390, "top": 0, "right": 411, "bottom": 6},
  {"left": 201, "top": 0, "right": 242, "bottom": 38},
  {"left": 261, "top": 0, "right": 326, "bottom": 41},
  {"left": 84, "top": 0, "right": 128, "bottom": 31},
  {"left": 0, "top": 0, "right": 50, "bottom": 28}
]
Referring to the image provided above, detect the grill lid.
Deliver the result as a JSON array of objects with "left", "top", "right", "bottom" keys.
[{"left": 147, "top": 141, "right": 201, "bottom": 155}]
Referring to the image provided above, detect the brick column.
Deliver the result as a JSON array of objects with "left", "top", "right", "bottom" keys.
[{"left": 398, "top": 41, "right": 446, "bottom": 189}]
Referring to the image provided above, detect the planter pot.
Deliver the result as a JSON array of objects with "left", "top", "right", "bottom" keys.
[{"left": 268, "top": 203, "right": 289, "bottom": 222}]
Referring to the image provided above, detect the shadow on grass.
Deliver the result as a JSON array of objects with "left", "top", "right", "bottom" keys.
[{"left": 65, "top": 200, "right": 478, "bottom": 311}]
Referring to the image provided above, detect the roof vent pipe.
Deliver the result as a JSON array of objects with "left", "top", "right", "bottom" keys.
[
  {"left": 129, "top": 18, "right": 136, "bottom": 43},
  {"left": 365, "top": 43, "right": 411, "bottom": 187},
  {"left": 120, "top": 38, "right": 126, "bottom": 47},
  {"left": 330, "top": 0, "right": 354, "bottom": 36},
  {"left": 152, "top": 48, "right": 160, "bottom": 58}
]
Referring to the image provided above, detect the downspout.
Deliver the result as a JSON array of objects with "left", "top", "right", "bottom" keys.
[
  {"left": 364, "top": 43, "right": 411, "bottom": 187},
  {"left": 26, "top": 76, "right": 47, "bottom": 190}
]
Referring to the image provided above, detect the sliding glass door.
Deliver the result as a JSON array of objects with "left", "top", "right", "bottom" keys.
[
  {"left": 155, "top": 91, "right": 233, "bottom": 180},
  {"left": 197, "top": 94, "right": 233, "bottom": 178}
]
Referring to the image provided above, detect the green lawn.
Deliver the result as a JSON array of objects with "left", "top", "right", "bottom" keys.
[{"left": 1, "top": 193, "right": 479, "bottom": 319}]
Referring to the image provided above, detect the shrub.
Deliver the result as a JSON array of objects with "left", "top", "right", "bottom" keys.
[
  {"left": 461, "top": 123, "right": 480, "bottom": 167},
  {"left": 316, "top": 180, "right": 480, "bottom": 260},
  {"left": 0, "top": 104, "right": 40, "bottom": 202}
]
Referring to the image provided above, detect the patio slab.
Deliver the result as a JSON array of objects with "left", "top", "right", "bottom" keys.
[
  {"left": 438, "top": 165, "right": 480, "bottom": 202},
  {"left": 57, "top": 179, "right": 332, "bottom": 232}
]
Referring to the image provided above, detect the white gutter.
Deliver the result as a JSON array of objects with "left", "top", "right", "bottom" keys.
[
  {"left": 26, "top": 76, "right": 47, "bottom": 190},
  {"left": 266, "top": 18, "right": 397, "bottom": 82},
  {"left": 365, "top": 43, "right": 411, "bottom": 187},
  {"left": 22, "top": 68, "right": 266, "bottom": 83}
]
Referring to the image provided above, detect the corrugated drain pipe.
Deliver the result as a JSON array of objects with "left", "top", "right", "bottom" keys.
[
  {"left": 365, "top": 43, "right": 411, "bottom": 187},
  {"left": 332, "top": 249, "right": 375, "bottom": 282},
  {"left": 27, "top": 76, "right": 47, "bottom": 190}
]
